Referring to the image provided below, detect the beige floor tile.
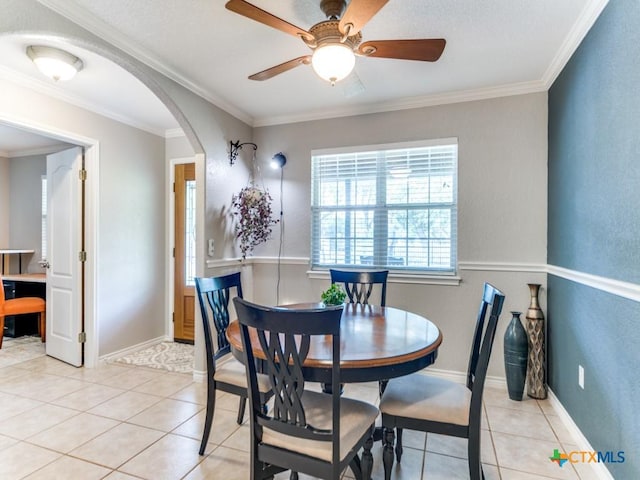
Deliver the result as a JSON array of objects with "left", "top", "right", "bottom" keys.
[
  {"left": 342, "top": 382, "right": 381, "bottom": 406},
  {"left": 0, "top": 433, "right": 18, "bottom": 449},
  {"left": 421, "top": 451, "right": 476, "bottom": 479},
  {"left": 0, "top": 403, "right": 78, "bottom": 439},
  {"left": 66, "top": 363, "right": 132, "bottom": 383},
  {"left": 492, "top": 432, "right": 579, "bottom": 479},
  {"left": 88, "top": 390, "right": 163, "bottom": 421},
  {"left": 394, "top": 428, "right": 426, "bottom": 450},
  {"left": 220, "top": 424, "right": 251, "bottom": 452},
  {"left": 17, "top": 374, "right": 87, "bottom": 402},
  {"left": 170, "top": 381, "right": 208, "bottom": 405},
  {"left": 103, "top": 472, "right": 141, "bottom": 480},
  {"left": 173, "top": 407, "right": 241, "bottom": 444},
  {"left": 70, "top": 422, "right": 165, "bottom": 468},
  {"left": 97, "top": 367, "right": 166, "bottom": 390},
  {"left": 27, "top": 412, "right": 119, "bottom": 453},
  {"left": 483, "top": 386, "right": 543, "bottom": 413},
  {"left": 133, "top": 372, "right": 194, "bottom": 397},
  {"left": 370, "top": 443, "right": 425, "bottom": 480},
  {"left": 119, "top": 433, "right": 203, "bottom": 480},
  {"left": 558, "top": 443, "right": 608, "bottom": 480},
  {"left": 537, "top": 397, "right": 557, "bottom": 415},
  {"left": 127, "top": 397, "right": 202, "bottom": 432},
  {"left": 23, "top": 454, "right": 112, "bottom": 479},
  {"left": 426, "top": 430, "right": 496, "bottom": 465},
  {"left": 0, "top": 365, "right": 28, "bottom": 381},
  {"left": 0, "top": 393, "right": 43, "bottom": 421},
  {"left": 51, "top": 383, "right": 125, "bottom": 411},
  {"left": 12, "top": 355, "right": 80, "bottom": 376},
  {"left": 545, "top": 414, "right": 576, "bottom": 444},
  {"left": 183, "top": 445, "right": 250, "bottom": 480},
  {"left": 485, "top": 405, "right": 556, "bottom": 441},
  {"left": 500, "top": 466, "right": 565, "bottom": 479},
  {"left": 214, "top": 390, "right": 245, "bottom": 414},
  {"left": 0, "top": 441, "right": 61, "bottom": 480}
]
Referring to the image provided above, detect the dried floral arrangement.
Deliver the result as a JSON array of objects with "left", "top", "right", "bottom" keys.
[{"left": 232, "top": 185, "right": 279, "bottom": 259}]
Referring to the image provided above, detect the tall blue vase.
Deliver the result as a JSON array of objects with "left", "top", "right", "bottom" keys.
[{"left": 503, "top": 311, "right": 528, "bottom": 401}]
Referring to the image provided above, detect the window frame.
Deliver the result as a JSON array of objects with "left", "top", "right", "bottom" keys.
[{"left": 310, "top": 138, "right": 458, "bottom": 275}]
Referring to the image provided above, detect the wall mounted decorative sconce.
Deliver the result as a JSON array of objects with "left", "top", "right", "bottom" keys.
[
  {"left": 270, "top": 152, "right": 287, "bottom": 169},
  {"left": 228, "top": 140, "right": 257, "bottom": 166}
]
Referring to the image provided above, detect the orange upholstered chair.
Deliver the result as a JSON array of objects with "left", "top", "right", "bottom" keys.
[{"left": 0, "top": 277, "right": 46, "bottom": 349}]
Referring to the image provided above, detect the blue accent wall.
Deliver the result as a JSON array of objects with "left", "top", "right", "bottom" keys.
[{"left": 548, "top": 0, "right": 640, "bottom": 477}]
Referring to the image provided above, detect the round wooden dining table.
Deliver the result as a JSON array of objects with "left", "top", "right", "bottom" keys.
[{"left": 226, "top": 302, "right": 443, "bottom": 385}]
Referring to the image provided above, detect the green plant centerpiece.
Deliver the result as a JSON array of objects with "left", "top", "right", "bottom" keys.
[
  {"left": 232, "top": 185, "right": 279, "bottom": 259},
  {"left": 321, "top": 283, "right": 347, "bottom": 306}
]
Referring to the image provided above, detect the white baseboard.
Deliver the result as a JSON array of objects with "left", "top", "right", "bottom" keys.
[
  {"left": 98, "top": 335, "right": 169, "bottom": 363},
  {"left": 547, "top": 389, "right": 615, "bottom": 480},
  {"left": 421, "top": 367, "right": 507, "bottom": 391},
  {"left": 192, "top": 369, "right": 206, "bottom": 383}
]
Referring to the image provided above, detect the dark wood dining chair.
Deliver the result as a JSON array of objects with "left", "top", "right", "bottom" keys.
[
  {"left": 0, "top": 276, "right": 46, "bottom": 349},
  {"left": 379, "top": 282, "right": 505, "bottom": 480},
  {"left": 330, "top": 268, "right": 390, "bottom": 396},
  {"left": 329, "top": 269, "right": 388, "bottom": 306},
  {"left": 233, "top": 297, "right": 379, "bottom": 480},
  {"left": 195, "top": 272, "right": 273, "bottom": 455}
]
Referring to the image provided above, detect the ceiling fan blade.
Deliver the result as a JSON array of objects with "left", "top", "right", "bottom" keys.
[
  {"left": 358, "top": 39, "right": 446, "bottom": 62},
  {"left": 226, "top": 0, "right": 311, "bottom": 40},
  {"left": 248, "top": 56, "right": 312, "bottom": 81},
  {"left": 339, "top": 0, "right": 389, "bottom": 36}
]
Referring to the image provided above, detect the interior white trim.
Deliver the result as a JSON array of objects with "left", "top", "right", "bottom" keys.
[
  {"left": 4, "top": 144, "right": 71, "bottom": 158},
  {"left": 458, "top": 261, "right": 547, "bottom": 273},
  {"left": 36, "top": 0, "right": 253, "bottom": 127},
  {"left": 547, "top": 389, "right": 616, "bottom": 480},
  {"left": 542, "top": 0, "right": 610, "bottom": 87},
  {"left": 548, "top": 264, "right": 640, "bottom": 303},
  {"left": 98, "top": 335, "right": 168, "bottom": 362},
  {"left": 0, "top": 65, "right": 166, "bottom": 137}
]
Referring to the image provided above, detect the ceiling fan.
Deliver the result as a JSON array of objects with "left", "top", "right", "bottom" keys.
[{"left": 225, "top": 0, "right": 446, "bottom": 85}]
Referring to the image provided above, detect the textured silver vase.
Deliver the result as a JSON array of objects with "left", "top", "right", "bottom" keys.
[{"left": 526, "top": 283, "right": 547, "bottom": 399}]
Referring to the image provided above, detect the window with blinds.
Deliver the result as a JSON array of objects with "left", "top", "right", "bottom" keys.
[{"left": 311, "top": 139, "right": 458, "bottom": 273}]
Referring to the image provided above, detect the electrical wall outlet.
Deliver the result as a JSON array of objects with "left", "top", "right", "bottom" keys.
[
  {"left": 578, "top": 365, "right": 585, "bottom": 389},
  {"left": 208, "top": 238, "right": 215, "bottom": 257}
]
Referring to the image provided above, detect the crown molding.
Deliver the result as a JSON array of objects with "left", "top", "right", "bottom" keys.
[
  {"left": 542, "top": 0, "right": 610, "bottom": 88},
  {"left": 252, "top": 80, "right": 547, "bottom": 127},
  {"left": 37, "top": 0, "right": 253, "bottom": 127},
  {"left": 165, "top": 128, "right": 186, "bottom": 139}
]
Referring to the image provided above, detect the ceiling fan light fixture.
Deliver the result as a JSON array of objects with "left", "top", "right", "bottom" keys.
[
  {"left": 311, "top": 43, "right": 355, "bottom": 86},
  {"left": 27, "top": 45, "right": 83, "bottom": 82}
]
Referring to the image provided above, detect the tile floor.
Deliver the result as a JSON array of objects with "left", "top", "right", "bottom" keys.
[{"left": 0, "top": 345, "right": 602, "bottom": 480}]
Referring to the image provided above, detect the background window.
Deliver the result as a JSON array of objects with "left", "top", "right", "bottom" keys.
[{"left": 311, "top": 140, "right": 458, "bottom": 272}]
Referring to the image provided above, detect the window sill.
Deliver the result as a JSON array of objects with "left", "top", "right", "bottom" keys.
[{"left": 307, "top": 269, "right": 461, "bottom": 286}]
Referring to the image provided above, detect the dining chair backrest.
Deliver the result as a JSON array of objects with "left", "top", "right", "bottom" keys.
[
  {"left": 466, "top": 282, "right": 505, "bottom": 416},
  {"left": 329, "top": 269, "right": 389, "bottom": 306},
  {"left": 195, "top": 272, "right": 243, "bottom": 366},
  {"left": 233, "top": 297, "right": 345, "bottom": 475}
]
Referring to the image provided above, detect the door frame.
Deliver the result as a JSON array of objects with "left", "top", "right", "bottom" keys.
[
  {"left": 0, "top": 113, "right": 100, "bottom": 367},
  {"left": 166, "top": 156, "right": 197, "bottom": 341}
]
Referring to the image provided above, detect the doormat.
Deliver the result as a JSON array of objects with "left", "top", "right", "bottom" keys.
[
  {"left": 0, "top": 335, "right": 46, "bottom": 367},
  {"left": 110, "top": 341, "right": 194, "bottom": 374}
]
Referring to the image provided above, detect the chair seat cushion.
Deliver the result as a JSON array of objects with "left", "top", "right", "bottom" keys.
[
  {"left": 213, "top": 354, "right": 271, "bottom": 394},
  {"left": 379, "top": 374, "right": 471, "bottom": 426},
  {"left": 1, "top": 297, "right": 46, "bottom": 315},
  {"left": 262, "top": 390, "right": 379, "bottom": 463}
]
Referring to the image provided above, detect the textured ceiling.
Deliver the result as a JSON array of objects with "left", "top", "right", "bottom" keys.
[{"left": 0, "top": 0, "right": 608, "bottom": 152}]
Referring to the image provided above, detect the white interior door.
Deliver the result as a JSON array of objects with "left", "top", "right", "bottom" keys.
[{"left": 45, "top": 146, "right": 83, "bottom": 366}]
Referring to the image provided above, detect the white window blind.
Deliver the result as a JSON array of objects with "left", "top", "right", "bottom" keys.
[{"left": 311, "top": 140, "right": 458, "bottom": 272}]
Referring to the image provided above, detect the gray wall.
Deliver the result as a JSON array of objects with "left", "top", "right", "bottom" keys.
[
  {"left": 548, "top": 0, "right": 640, "bottom": 477},
  {"left": 0, "top": 155, "right": 8, "bottom": 248},
  {"left": 9, "top": 154, "right": 45, "bottom": 273},
  {"left": 251, "top": 92, "right": 549, "bottom": 377}
]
